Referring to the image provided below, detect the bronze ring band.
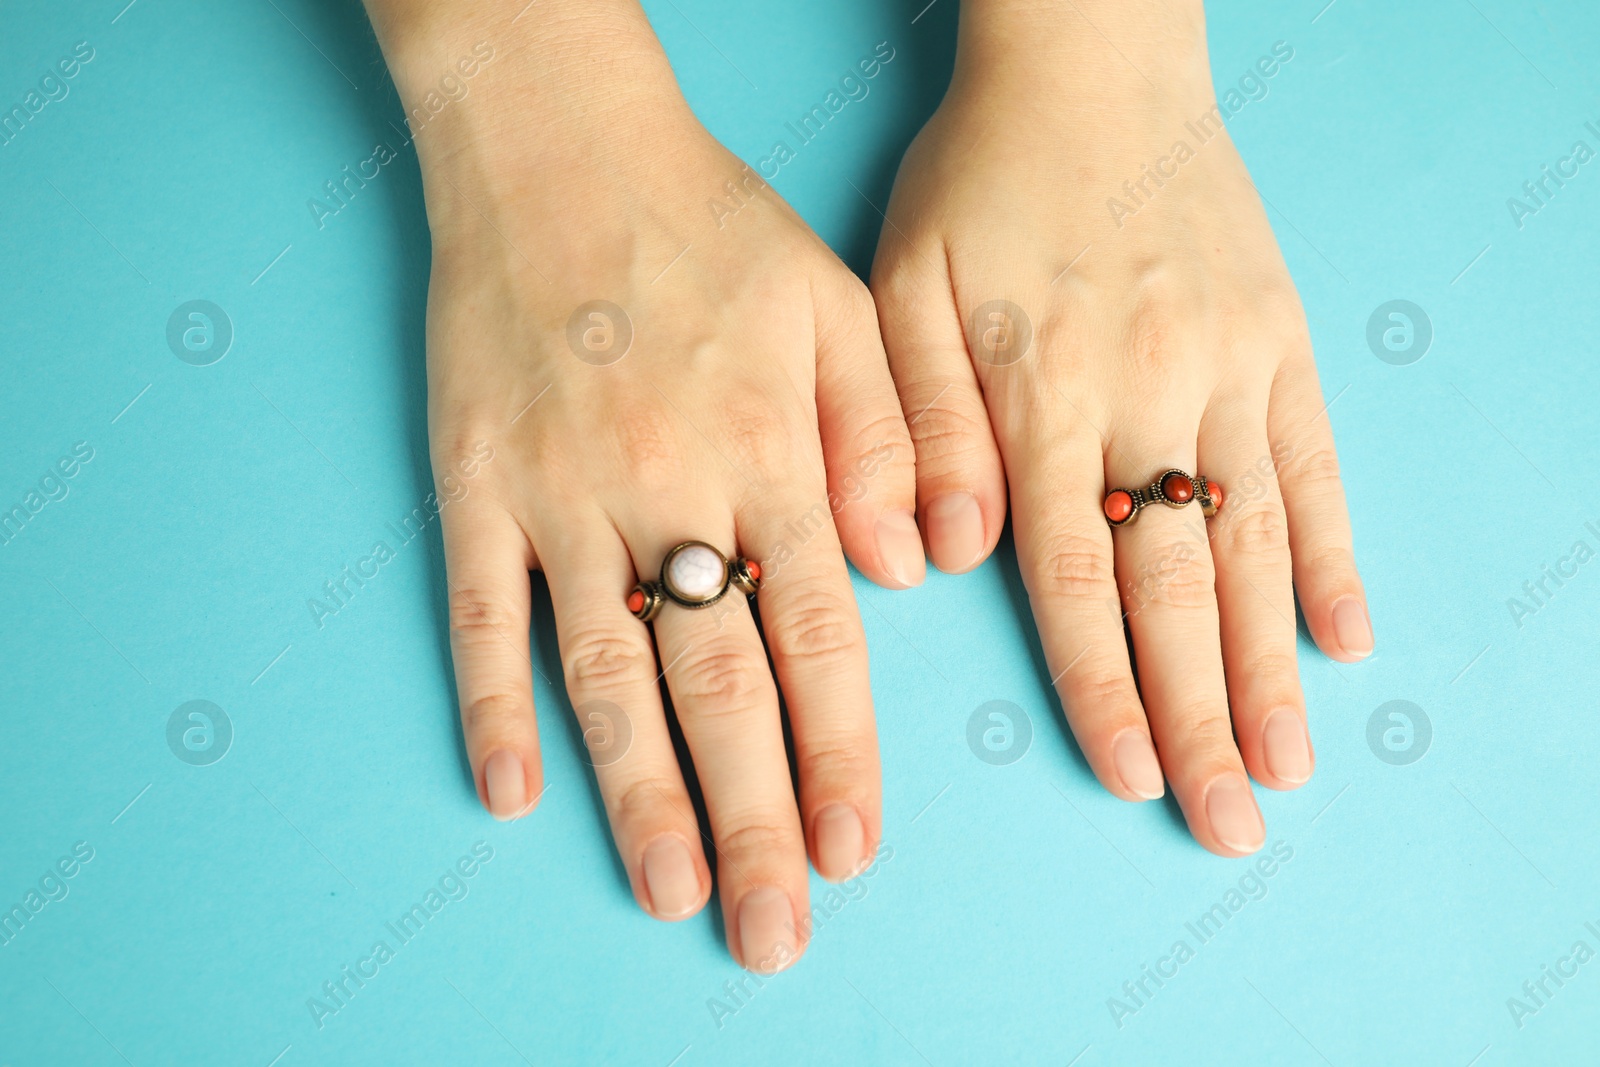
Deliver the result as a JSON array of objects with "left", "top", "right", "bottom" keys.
[
  {"left": 1103, "top": 469, "right": 1224, "bottom": 528},
  {"left": 627, "top": 540, "right": 762, "bottom": 622}
]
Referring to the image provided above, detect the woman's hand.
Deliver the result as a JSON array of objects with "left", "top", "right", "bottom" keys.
[
  {"left": 871, "top": 0, "right": 1372, "bottom": 855},
  {"left": 363, "top": 0, "right": 920, "bottom": 970}
]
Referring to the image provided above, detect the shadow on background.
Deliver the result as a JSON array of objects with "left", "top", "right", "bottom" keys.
[{"left": 834, "top": 0, "right": 958, "bottom": 277}]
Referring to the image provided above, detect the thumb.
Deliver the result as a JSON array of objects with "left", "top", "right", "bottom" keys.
[
  {"left": 871, "top": 242, "right": 1007, "bottom": 574},
  {"left": 813, "top": 270, "right": 924, "bottom": 589}
]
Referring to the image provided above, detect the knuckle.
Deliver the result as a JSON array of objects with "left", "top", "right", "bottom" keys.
[
  {"left": 461, "top": 691, "right": 527, "bottom": 736},
  {"left": 433, "top": 424, "right": 495, "bottom": 470},
  {"left": 1288, "top": 444, "right": 1342, "bottom": 487},
  {"left": 1166, "top": 711, "right": 1237, "bottom": 757},
  {"left": 845, "top": 413, "right": 913, "bottom": 463},
  {"left": 718, "top": 393, "right": 791, "bottom": 472},
  {"left": 1302, "top": 543, "right": 1358, "bottom": 578},
  {"left": 611, "top": 774, "right": 687, "bottom": 827},
  {"left": 1031, "top": 533, "right": 1115, "bottom": 600},
  {"left": 1217, "top": 504, "right": 1289, "bottom": 558},
  {"left": 1216, "top": 291, "right": 1306, "bottom": 357},
  {"left": 608, "top": 404, "right": 685, "bottom": 481},
  {"left": 795, "top": 737, "right": 874, "bottom": 793},
  {"left": 1061, "top": 667, "right": 1138, "bottom": 717},
  {"left": 564, "top": 630, "right": 654, "bottom": 692},
  {"left": 833, "top": 272, "right": 878, "bottom": 321},
  {"left": 671, "top": 648, "right": 771, "bottom": 714},
  {"left": 1235, "top": 649, "right": 1301, "bottom": 690},
  {"left": 768, "top": 597, "right": 859, "bottom": 663},
  {"left": 748, "top": 259, "right": 808, "bottom": 308},
  {"left": 433, "top": 425, "right": 510, "bottom": 499},
  {"left": 448, "top": 586, "right": 522, "bottom": 646},
  {"left": 870, "top": 257, "right": 936, "bottom": 312},
  {"left": 716, "top": 817, "right": 801, "bottom": 862},
  {"left": 1276, "top": 313, "right": 1313, "bottom": 356},
  {"left": 909, "top": 404, "right": 991, "bottom": 464},
  {"left": 1149, "top": 552, "right": 1216, "bottom": 610},
  {"left": 513, "top": 416, "right": 575, "bottom": 485},
  {"left": 1121, "top": 289, "right": 1190, "bottom": 378},
  {"left": 831, "top": 436, "right": 908, "bottom": 505},
  {"left": 1258, "top": 281, "right": 1309, "bottom": 336}
]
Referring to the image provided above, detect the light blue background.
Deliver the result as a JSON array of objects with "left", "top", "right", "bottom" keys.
[{"left": 2, "top": 0, "right": 1598, "bottom": 1063}]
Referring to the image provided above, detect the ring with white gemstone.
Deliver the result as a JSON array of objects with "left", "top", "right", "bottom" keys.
[{"left": 628, "top": 541, "right": 762, "bottom": 622}]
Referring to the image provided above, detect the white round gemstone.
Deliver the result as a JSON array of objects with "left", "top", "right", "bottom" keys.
[{"left": 666, "top": 544, "right": 726, "bottom": 602}]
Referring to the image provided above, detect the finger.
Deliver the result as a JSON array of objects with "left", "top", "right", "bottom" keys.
[
  {"left": 540, "top": 518, "right": 711, "bottom": 921},
  {"left": 1200, "top": 399, "right": 1312, "bottom": 792},
  {"left": 1267, "top": 353, "right": 1373, "bottom": 662},
  {"left": 871, "top": 249, "right": 1006, "bottom": 574},
  {"left": 814, "top": 270, "right": 923, "bottom": 590},
  {"left": 438, "top": 497, "right": 542, "bottom": 821},
  {"left": 1106, "top": 433, "right": 1265, "bottom": 857},
  {"left": 738, "top": 487, "right": 881, "bottom": 881},
  {"left": 1008, "top": 430, "right": 1164, "bottom": 803},
  {"left": 633, "top": 525, "right": 810, "bottom": 974}
]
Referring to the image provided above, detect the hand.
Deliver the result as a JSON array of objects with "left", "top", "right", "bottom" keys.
[
  {"left": 363, "top": 0, "right": 919, "bottom": 968},
  {"left": 870, "top": 0, "right": 1372, "bottom": 855}
]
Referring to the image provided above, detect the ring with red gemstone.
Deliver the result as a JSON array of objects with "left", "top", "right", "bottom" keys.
[
  {"left": 628, "top": 540, "right": 762, "bottom": 622},
  {"left": 1103, "top": 469, "right": 1223, "bottom": 527}
]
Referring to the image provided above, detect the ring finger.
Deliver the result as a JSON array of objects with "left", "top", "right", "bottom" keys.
[{"left": 1106, "top": 433, "right": 1265, "bottom": 856}]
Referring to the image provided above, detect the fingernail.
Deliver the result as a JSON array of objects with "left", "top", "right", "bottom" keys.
[
  {"left": 642, "top": 836, "right": 701, "bottom": 919},
  {"left": 925, "top": 491, "right": 985, "bottom": 573},
  {"left": 1111, "top": 731, "right": 1165, "bottom": 800},
  {"left": 1262, "top": 708, "right": 1313, "bottom": 785},
  {"left": 738, "top": 886, "right": 798, "bottom": 974},
  {"left": 1204, "top": 775, "right": 1265, "bottom": 854},
  {"left": 483, "top": 750, "right": 527, "bottom": 821},
  {"left": 875, "top": 510, "right": 927, "bottom": 588},
  {"left": 813, "top": 804, "right": 866, "bottom": 880},
  {"left": 1331, "top": 596, "right": 1373, "bottom": 659}
]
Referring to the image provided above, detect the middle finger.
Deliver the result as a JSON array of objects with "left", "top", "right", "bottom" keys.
[{"left": 627, "top": 514, "right": 811, "bottom": 974}]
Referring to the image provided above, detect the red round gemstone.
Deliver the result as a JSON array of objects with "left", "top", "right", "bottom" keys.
[
  {"left": 627, "top": 589, "right": 646, "bottom": 614},
  {"left": 746, "top": 560, "right": 761, "bottom": 581},
  {"left": 1104, "top": 490, "right": 1134, "bottom": 522},
  {"left": 1162, "top": 472, "right": 1194, "bottom": 503},
  {"left": 1207, "top": 481, "right": 1224, "bottom": 510}
]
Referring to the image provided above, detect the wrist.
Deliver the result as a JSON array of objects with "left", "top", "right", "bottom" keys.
[
  {"left": 369, "top": 0, "right": 666, "bottom": 101},
  {"left": 364, "top": 0, "right": 696, "bottom": 211},
  {"left": 953, "top": 0, "right": 1212, "bottom": 101}
]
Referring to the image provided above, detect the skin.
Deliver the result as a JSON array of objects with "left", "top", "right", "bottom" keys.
[
  {"left": 362, "top": 0, "right": 1373, "bottom": 974},
  {"left": 873, "top": 0, "right": 1373, "bottom": 856},
  {"left": 361, "top": 0, "right": 924, "bottom": 971}
]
